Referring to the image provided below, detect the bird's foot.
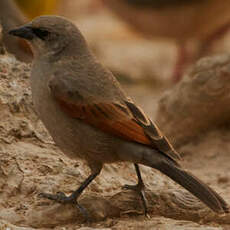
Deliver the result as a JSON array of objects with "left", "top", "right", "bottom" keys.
[
  {"left": 123, "top": 183, "right": 148, "bottom": 216},
  {"left": 39, "top": 191, "right": 77, "bottom": 203},
  {"left": 39, "top": 191, "right": 89, "bottom": 221}
]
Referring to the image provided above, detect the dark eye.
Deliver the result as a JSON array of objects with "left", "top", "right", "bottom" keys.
[{"left": 32, "top": 28, "right": 50, "bottom": 40}]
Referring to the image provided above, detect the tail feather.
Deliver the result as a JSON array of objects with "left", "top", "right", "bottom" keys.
[{"left": 153, "top": 161, "right": 229, "bottom": 213}]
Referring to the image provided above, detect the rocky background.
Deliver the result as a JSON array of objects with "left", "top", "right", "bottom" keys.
[{"left": 1, "top": 0, "right": 230, "bottom": 229}]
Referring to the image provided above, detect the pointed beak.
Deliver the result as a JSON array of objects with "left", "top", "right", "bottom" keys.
[{"left": 8, "top": 25, "right": 34, "bottom": 40}]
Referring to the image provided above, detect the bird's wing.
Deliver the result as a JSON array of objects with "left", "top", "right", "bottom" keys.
[{"left": 48, "top": 75, "right": 181, "bottom": 163}]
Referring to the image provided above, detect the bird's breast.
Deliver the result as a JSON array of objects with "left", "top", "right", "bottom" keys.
[{"left": 30, "top": 63, "right": 119, "bottom": 163}]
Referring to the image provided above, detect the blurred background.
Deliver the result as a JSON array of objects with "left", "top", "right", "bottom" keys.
[
  {"left": 2, "top": 0, "right": 230, "bottom": 88},
  {"left": 1, "top": 1, "right": 230, "bottom": 229}
]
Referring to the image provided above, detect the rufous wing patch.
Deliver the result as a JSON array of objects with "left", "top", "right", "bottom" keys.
[
  {"left": 56, "top": 98, "right": 152, "bottom": 145},
  {"left": 50, "top": 81, "right": 181, "bottom": 163}
]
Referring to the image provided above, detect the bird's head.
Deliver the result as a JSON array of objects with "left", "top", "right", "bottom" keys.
[{"left": 9, "top": 15, "right": 88, "bottom": 58}]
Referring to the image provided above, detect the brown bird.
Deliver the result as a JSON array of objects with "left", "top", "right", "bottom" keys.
[
  {"left": 101, "top": 0, "right": 230, "bottom": 82},
  {"left": 9, "top": 16, "right": 229, "bottom": 217},
  {"left": 0, "top": 0, "right": 32, "bottom": 62}
]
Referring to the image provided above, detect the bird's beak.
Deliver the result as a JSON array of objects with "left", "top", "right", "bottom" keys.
[{"left": 8, "top": 25, "right": 34, "bottom": 40}]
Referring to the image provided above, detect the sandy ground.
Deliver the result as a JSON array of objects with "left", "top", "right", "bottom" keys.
[{"left": 1, "top": 1, "right": 230, "bottom": 229}]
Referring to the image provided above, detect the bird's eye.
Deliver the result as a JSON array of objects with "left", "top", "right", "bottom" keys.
[{"left": 32, "top": 28, "right": 50, "bottom": 40}]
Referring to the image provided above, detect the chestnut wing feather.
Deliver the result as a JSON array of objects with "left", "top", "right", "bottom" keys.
[{"left": 49, "top": 76, "right": 181, "bottom": 162}]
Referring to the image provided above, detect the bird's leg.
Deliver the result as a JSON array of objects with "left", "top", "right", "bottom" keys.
[
  {"left": 123, "top": 163, "right": 148, "bottom": 215},
  {"left": 39, "top": 169, "right": 101, "bottom": 220},
  {"left": 171, "top": 43, "right": 188, "bottom": 83}
]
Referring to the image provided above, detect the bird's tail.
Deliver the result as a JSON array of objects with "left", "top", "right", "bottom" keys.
[{"left": 143, "top": 153, "right": 229, "bottom": 214}]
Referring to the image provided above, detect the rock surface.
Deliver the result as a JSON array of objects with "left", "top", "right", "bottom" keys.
[{"left": 156, "top": 54, "right": 230, "bottom": 147}]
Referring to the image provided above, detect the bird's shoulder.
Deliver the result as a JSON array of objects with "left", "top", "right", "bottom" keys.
[{"left": 49, "top": 56, "right": 127, "bottom": 104}]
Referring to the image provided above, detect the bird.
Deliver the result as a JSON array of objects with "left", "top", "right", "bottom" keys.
[
  {"left": 9, "top": 15, "right": 229, "bottom": 218},
  {"left": 0, "top": 0, "right": 32, "bottom": 62},
  {"left": 101, "top": 0, "right": 230, "bottom": 82}
]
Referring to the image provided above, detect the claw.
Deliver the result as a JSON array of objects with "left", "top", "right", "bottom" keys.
[
  {"left": 38, "top": 191, "right": 90, "bottom": 221},
  {"left": 38, "top": 171, "right": 100, "bottom": 221},
  {"left": 123, "top": 183, "right": 148, "bottom": 216},
  {"left": 39, "top": 192, "right": 76, "bottom": 203},
  {"left": 76, "top": 202, "right": 90, "bottom": 223}
]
